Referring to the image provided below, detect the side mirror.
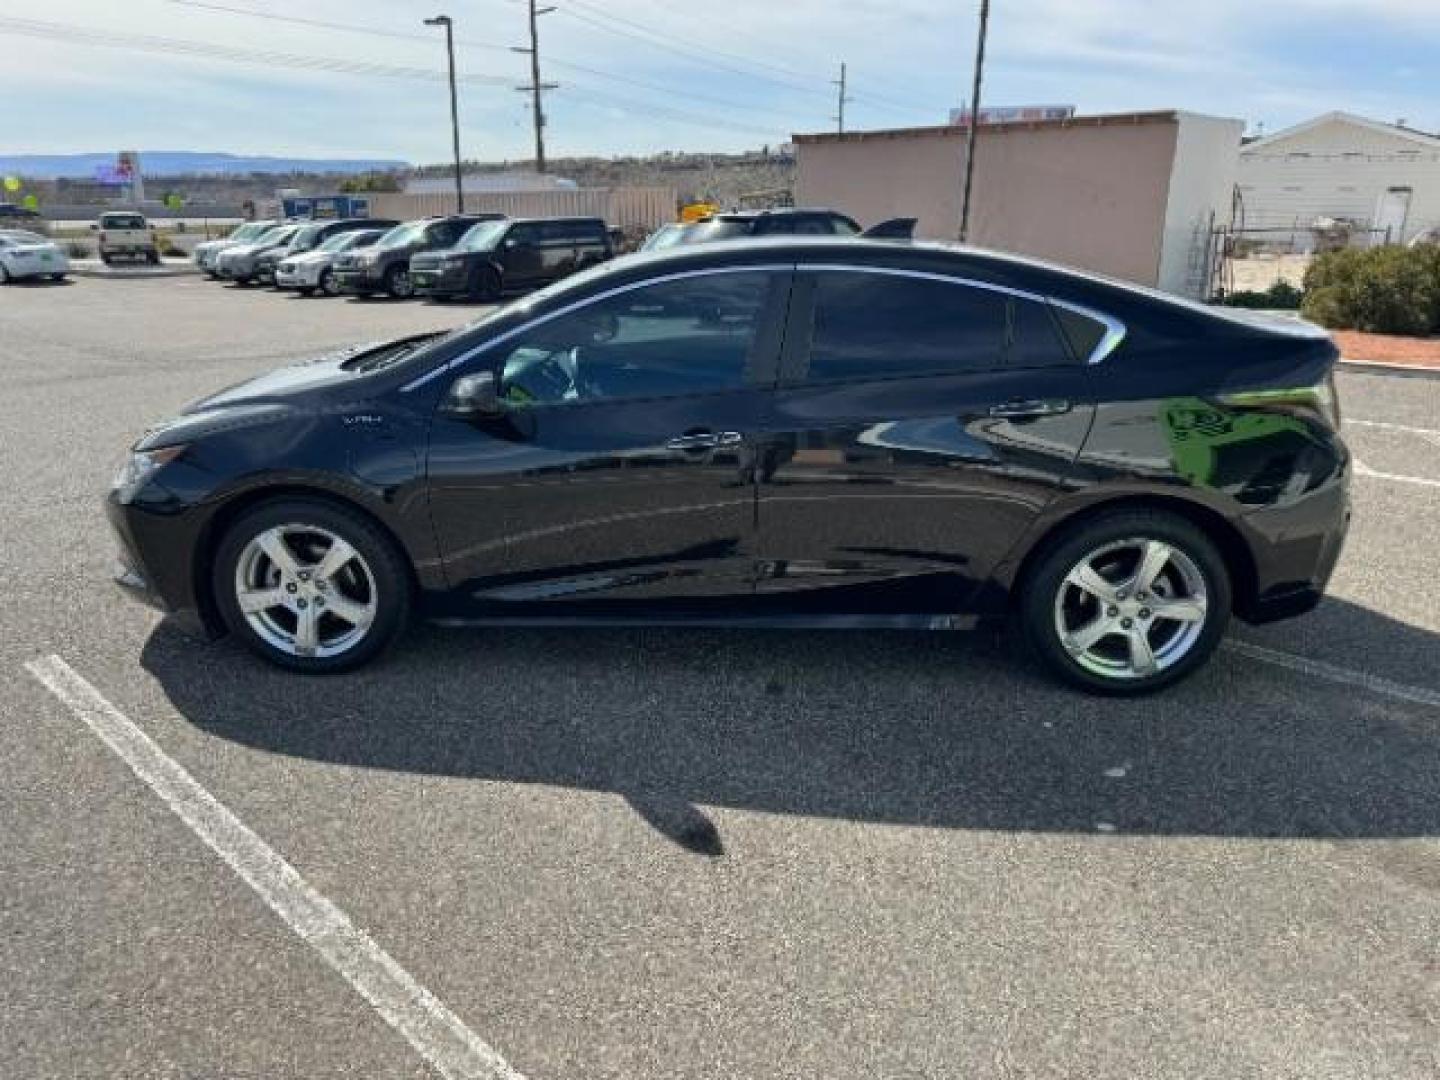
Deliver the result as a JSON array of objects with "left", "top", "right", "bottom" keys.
[
  {"left": 89, "top": 223, "right": 99, "bottom": 231},
  {"left": 439, "top": 371, "right": 504, "bottom": 419}
]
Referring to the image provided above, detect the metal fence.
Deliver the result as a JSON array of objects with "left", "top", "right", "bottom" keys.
[
  {"left": 366, "top": 187, "right": 677, "bottom": 236},
  {"left": 1207, "top": 225, "right": 1396, "bottom": 299}
]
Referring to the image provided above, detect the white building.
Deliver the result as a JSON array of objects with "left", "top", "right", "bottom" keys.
[{"left": 1236, "top": 112, "right": 1440, "bottom": 246}]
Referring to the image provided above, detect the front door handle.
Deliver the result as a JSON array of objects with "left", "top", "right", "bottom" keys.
[
  {"left": 988, "top": 398, "right": 1071, "bottom": 419},
  {"left": 665, "top": 430, "right": 743, "bottom": 451}
]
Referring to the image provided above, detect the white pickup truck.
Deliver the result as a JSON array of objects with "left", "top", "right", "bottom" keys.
[{"left": 93, "top": 212, "right": 159, "bottom": 265}]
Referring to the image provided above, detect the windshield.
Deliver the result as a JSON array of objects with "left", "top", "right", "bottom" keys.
[
  {"left": 680, "top": 220, "right": 752, "bottom": 244},
  {"left": 288, "top": 224, "right": 324, "bottom": 251},
  {"left": 262, "top": 226, "right": 300, "bottom": 247},
  {"left": 641, "top": 224, "right": 692, "bottom": 251},
  {"left": 101, "top": 214, "right": 146, "bottom": 230},
  {"left": 320, "top": 230, "right": 371, "bottom": 253},
  {"left": 375, "top": 221, "right": 426, "bottom": 249},
  {"left": 458, "top": 220, "right": 510, "bottom": 252},
  {"left": 1, "top": 230, "right": 47, "bottom": 245},
  {"left": 228, "top": 222, "right": 268, "bottom": 241}
]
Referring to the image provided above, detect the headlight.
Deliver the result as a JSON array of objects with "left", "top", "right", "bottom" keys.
[{"left": 113, "top": 445, "right": 186, "bottom": 502}]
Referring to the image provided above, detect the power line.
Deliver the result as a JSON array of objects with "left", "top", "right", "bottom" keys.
[
  {"left": 165, "top": 0, "right": 797, "bottom": 120},
  {"left": 561, "top": 0, "right": 936, "bottom": 116},
  {"left": 0, "top": 15, "right": 515, "bottom": 86},
  {"left": 0, "top": 15, "right": 793, "bottom": 143},
  {"left": 556, "top": 3, "right": 829, "bottom": 99}
]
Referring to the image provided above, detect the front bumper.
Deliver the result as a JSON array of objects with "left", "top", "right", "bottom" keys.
[
  {"left": 412, "top": 264, "right": 469, "bottom": 296},
  {"left": 275, "top": 265, "right": 319, "bottom": 288},
  {"left": 106, "top": 490, "right": 218, "bottom": 637},
  {"left": 335, "top": 267, "right": 383, "bottom": 293},
  {"left": 216, "top": 258, "right": 257, "bottom": 279}
]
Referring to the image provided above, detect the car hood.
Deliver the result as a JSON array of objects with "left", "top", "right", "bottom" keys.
[{"left": 135, "top": 342, "right": 383, "bottom": 450}]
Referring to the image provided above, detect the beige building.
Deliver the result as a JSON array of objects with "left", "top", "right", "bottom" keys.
[
  {"left": 1236, "top": 111, "right": 1440, "bottom": 246},
  {"left": 794, "top": 110, "right": 1244, "bottom": 299}
]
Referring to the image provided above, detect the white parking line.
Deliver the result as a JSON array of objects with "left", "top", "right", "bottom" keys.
[
  {"left": 1346, "top": 418, "right": 1440, "bottom": 441},
  {"left": 1224, "top": 640, "right": 1440, "bottom": 709},
  {"left": 24, "top": 654, "right": 525, "bottom": 1080},
  {"left": 1353, "top": 458, "right": 1440, "bottom": 489}
]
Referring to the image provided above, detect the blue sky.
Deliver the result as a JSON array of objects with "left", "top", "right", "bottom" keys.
[{"left": 4, "top": 0, "right": 1438, "bottom": 163}]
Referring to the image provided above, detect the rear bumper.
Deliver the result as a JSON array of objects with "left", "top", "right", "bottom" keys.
[{"left": 1235, "top": 467, "right": 1351, "bottom": 624}]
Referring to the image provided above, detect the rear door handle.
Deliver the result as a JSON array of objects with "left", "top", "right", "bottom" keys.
[
  {"left": 988, "top": 399, "right": 1071, "bottom": 419},
  {"left": 665, "top": 431, "right": 743, "bottom": 451}
]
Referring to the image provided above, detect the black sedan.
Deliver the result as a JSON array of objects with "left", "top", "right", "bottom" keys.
[{"left": 107, "top": 237, "right": 1350, "bottom": 693}]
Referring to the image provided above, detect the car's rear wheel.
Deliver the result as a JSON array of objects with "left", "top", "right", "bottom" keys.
[
  {"left": 49, "top": 273, "right": 66, "bottom": 282},
  {"left": 384, "top": 264, "right": 413, "bottom": 299},
  {"left": 213, "top": 500, "right": 412, "bottom": 673},
  {"left": 0, "top": 263, "right": 9, "bottom": 284},
  {"left": 1019, "top": 510, "right": 1231, "bottom": 694}
]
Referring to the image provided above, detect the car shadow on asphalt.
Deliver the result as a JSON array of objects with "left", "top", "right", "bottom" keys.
[{"left": 140, "top": 596, "right": 1440, "bottom": 854}]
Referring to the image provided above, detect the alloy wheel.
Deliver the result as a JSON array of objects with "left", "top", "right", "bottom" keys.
[
  {"left": 233, "top": 524, "right": 378, "bottom": 659},
  {"left": 1052, "top": 537, "right": 1209, "bottom": 681}
]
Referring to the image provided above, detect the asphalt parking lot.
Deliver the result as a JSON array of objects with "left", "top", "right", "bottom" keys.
[{"left": 3, "top": 276, "right": 1438, "bottom": 1079}]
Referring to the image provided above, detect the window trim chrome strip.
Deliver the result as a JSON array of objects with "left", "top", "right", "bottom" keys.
[
  {"left": 399, "top": 263, "right": 796, "bottom": 392},
  {"left": 400, "top": 259, "right": 1128, "bottom": 392},
  {"left": 801, "top": 262, "right": 1127, "bottom": 366}
]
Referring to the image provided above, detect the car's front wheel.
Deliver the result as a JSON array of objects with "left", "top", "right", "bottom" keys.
[
  {"left": 213, "top": 499, "right": 412, "bottom": 673},
  {"left": 0, "top": 262, "right": 9, "bottom": 284},
  {"left": 319, "top": 268, "right": 339, "bottom": 296},
  {"left": 1019, "top": 509, "right": 1231, "bottom": 694},
  {"left": 384, "top": 264, "right": 413, "bottom": 299}
]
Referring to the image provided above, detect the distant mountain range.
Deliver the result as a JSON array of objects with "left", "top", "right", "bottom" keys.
[{"left": 0, "top": 151, "right": 409, "bottom": 178}]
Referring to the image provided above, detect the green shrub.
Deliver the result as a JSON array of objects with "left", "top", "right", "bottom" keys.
[
  {"left": 1216, "top": 280, "right": 1304, "bottom": 310},
  {"left": 1300, "top": 245, "right": 1440, "bottom": 334}
]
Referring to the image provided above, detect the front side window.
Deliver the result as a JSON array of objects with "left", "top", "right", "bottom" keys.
[
  {"left": 376, "top": 222, "right": 425, "bottom": 249},
  {"left": 804, "top": 271, "right": 1007, "bottom": 382},
  {"left": 495, "top": 271, "right": 776, "bottom": 408},
  {"left": 459, "top": 220, "right": 509, "bottom": 252}
]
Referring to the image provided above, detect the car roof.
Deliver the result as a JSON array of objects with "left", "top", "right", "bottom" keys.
[
  {"left": 708, "top": 208, "right": 849, "bottom": 221},
  {"left": 586, "top": 236, "right": 1327, "bottom": 343}
]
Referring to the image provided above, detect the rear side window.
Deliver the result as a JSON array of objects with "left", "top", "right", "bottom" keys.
[
  {"left": 804, "top": 271, "right": 1007, "bottom": 381},
  {"left": 1009, "top": 297, "right": 1076, "bottom": 368},
  {"left": 1051, "top": 306, "right": 1109, "bottom": 363},
  {"left": 428, "top": 220, "right": 469, "bottom": 246}
]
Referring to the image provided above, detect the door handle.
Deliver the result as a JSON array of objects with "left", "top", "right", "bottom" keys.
[
  {"left": 988, "top": 399, "right": 1071, "bottom": 419},
  {"left": 665, "top": 431, "right": 743, "bottom": 451}
]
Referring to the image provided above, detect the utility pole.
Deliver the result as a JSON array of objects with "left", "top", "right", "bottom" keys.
[
  {"left": 958, "top": 0, "right": 990, "bottom": 242},
  {"left": 424, "top": 14, "right": 464, "bottom": 213},
  {"left": 512, "top": 1, "right": 558, "bottom": 173},
  {"left": 831, "top": 62, "right": 852, "bottom": 134}
]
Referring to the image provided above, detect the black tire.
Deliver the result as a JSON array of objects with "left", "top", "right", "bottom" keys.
[
  {"left": 147, "top": 251, "right": 161, "bottom": 265},
  {"left": 212, "top": 498, "right": 413, "bottom": 674},
  {"left": 0, "top": 263, "right": 9, "bottom": 284},
  {"left": 99, "top": 254, "right": 113, "bottom": 266},
  {"left": 383, "top": 263, "right": 414, "bottom": 299},
  {"left": 297, "top": 285, "right": 315, "bottom": 297},
  {"left": 319, "top": 268, "right": 339, "bottom": 296},
  {"left": 1018, "top": 509, "right": 1231, "bottom": 695},
  {"left": 49, "top": 273, "right": 66, "bottom": 282}
]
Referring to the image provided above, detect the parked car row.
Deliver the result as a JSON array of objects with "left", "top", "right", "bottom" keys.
[{"left": 195, "top": 213, "right": 616, "bottom": 301}]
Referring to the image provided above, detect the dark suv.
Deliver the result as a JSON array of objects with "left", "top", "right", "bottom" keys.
[
  {"left": 410, "top": 217, "right": 613, "bottom": 301},
  {"left": 254, "top": 217, "right": 397, "bottom": 285},
  {"left": 333, "top": 214, "right": 503, "bottom": 299}
]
